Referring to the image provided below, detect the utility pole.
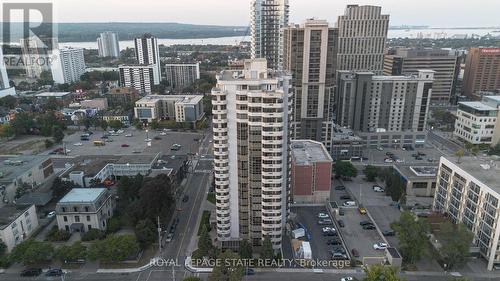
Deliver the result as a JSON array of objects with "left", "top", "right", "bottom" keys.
[{"left": 157, "top": 216, "right": 162, "bottom": 253}]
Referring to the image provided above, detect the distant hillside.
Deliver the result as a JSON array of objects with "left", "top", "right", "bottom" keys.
[{"left": 2, "top": 22, "right": 249, "bottom": 42}]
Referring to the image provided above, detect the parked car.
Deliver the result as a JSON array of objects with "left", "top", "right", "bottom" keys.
[
  {"left": 359, "top": 220, "right": 373, "bottom": 226},
  {"left": 154, "top": 136, "right": 162, "bottom": 140},
  {"left": 338, "top": 209, "right": 345, "bottom": 216},
  {"left": 46, "top": 211, "right": 56, "bottom": 218},
  {"left": 373, "top": 242, "right": 388, "bottom": 250},
  {"left": 384, "top": 158, "right": 394, "bottom": 163},
  {"left": 351, "top": 248, "right": 360, "bottom": 258},
  {"left": 334, "top": 186, "right": 346, "bottom": 191},
  {"left": 362, "top": 224, "right": 376, "bottom": 230},
  {"left": 342, "top": 201, "right": 356, "bottom": 207},
  {"left": 373, "top": 185, "right": 385, "bottom": 192},
  {"left": 358, "top": 206, "right": 367, "bottom": 215},
  {"left": 317, "top": 212, "right": 329, "bottom": 219},
  {"left": 340, "top": 195, "right": 352, "bottom": 200},
  {"left": 376, "top": 147, "right": 383, "bottom": 151},
  {"left": 125, "top": 133, "right": 133, "bottom": 137},
  {"left": 182, "top": 195, "right": 189, "bottom": 202},
  {"left": 383, "top": 230, "right": 396, "bottom": 236},
  {"left": 341, "top": 277, "right": 354, "bottom": 281},
  {"left": 337, "top": 220, "right": 345, "bottom": 227},
  {"left": 73, "top": 142, "right": 83, "bottom": 146},
  {"left": 244, "top": 268, "right": 255, "bottom": 275},
  {"left": 121, "top": 144, "right": 130, "bottom": 147},
  {"left": 165, "top": 233, "right": 174, "bottom": 243},
  {"left": 21, "top": 268, "right": 42, "bottom": 277},
  {"left": 327, "top": 238, "right": 342, "bottom": 245},
  {"left": 45, "top": 269, "right": 63, "bottom": 277},
  {"left": 317, "top": 219, "right": 333, "bottom": 225}
]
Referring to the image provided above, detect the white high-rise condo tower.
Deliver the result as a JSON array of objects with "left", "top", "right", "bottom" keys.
[
  {"left": 212, "top": 59, "right": 292, "bottom": 250},
  {"left": 134, "top": 34, "right": 161, "bottom": 82},
  {"left": 336, "top": 5, "right": 389, "bottom": 74},
  {"left": 251, "top": 0, "right": 289, "bottom": 71},
  {"left": 97, "top": 32, "right": 120, "bottom": 58},
  {"left": 51, "top": 48, "right": 86, "bottom": 84},
  {"left": 0, "top": 47, "right": 16, "bottom": 98}
]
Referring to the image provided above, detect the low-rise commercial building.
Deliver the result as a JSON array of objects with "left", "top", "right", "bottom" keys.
[
  {"left": 433, "top": 155, "right": 500, "bottom": 270},
  {"left": 56, "top": 188, "right": 114, "bottom": 233},
  {"left": 35, "top": 92, "right": 73, "bottom": 106},
  {"left": 134, "top": 95, "right": 204, "bottom": 124},
  {"left": 393, "top": 165, "right": 437, "bottom": 197},
  {"left": 454, "top": 96, "right": 500, "bottom": 145},
  {"left": 331, "top": 126, "right": 364, "bottom": 161},
  {"left": 60, "top": 154, "right": 159, "bottom": 187},
  {"left": 291, "top": 140, "right": 333, "bottom": 204},
  {"left": 102, "top": 110, "right": 133, "bottom": 127},
  {"left": 80, "top": 98, "right": 108, "bottom": 110},
  {"left": 0, "top": 156, "right": 55, "bottom": 203},
  {"left": 0, "top": 204, "right": 39, "bottom": 253},
  {"left": 106, "top": 87, "right": 140, "bottom": 108}
]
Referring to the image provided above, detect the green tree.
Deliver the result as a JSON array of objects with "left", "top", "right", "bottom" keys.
[
  {"left": 9, "top": 112, "right": 34, "bottom": 135},
  {"left": 489, "top": 144, "right": 500, "bottom": 156},
  {"left": 364, "top": 165, "right": 379, "bottom": 182},
  {"left": 391, "top": 211, "right": 429, "bottom": 264},
  {"left": 197, "top": 225, "right": 213, "bottom": 258},
  {"left": 87, "top": 234, "right": 139, "bottom": 262},
  {"left": 449, "top": 278, "right": 471, "bottom": 281},
  {"left": 439, "top": 222, "right": 473, "bottom": 269},
  {"left": 10, "top": 240, "right": 54, "bottom": 265},
  {"left": 261, "top": 236, "right": 274, "bottom": 261},
  {"left": 46, "top": 226, "right": 71, "bottom": 242},
  {"left": 100, "top": 120, "right": 109, "bottom": 131},
  {"left": 239, "top": 239, "right": 253, "bottom": 259},
  {"left": 363, "top": 264, "right": 402, "bottom": 281},
  {"left": 0, "top": 124, "right": 15, "bottom": 138},
  {"left": 56, "top": 242, "right": 87, "bottom": 263},
  {"left": 106, "top": 217, "right": 122, "bottom": 234},
  {"left": 208, "top": 251, "right": 244, "bottom": 281},
  {"left": 0, "top": 95, "right": 18, "bottom": 109},
  {"left": 108, "top": 120, "right": 123, "bottom": 130},
  {"left": 385, "top": 172, "right": 406, "bottom": 203},
  {"left": 82, "top": 229, "right": 106, "bottom": 241},
  {"left": 53, "top": 127, "right": 65, "bottom": 143},
  {"left": 37, "top": 70, "right": 54, "bottom": 86},
  {"left": 0, "top": 240, "right": 6, "bottom": 257},
  {"left": 334, "top": 161, "right": 358, "bottom": 179},
  {"left": 45, "top": 97, "right": 60, "bottom": 111},
  {"left": 150, "top": 120, "right": 160, "bottom": 130},
  {"left": 134, "top": 219, "right": 157, "bottom": 249},
  {"left": 52, "top": 178, "right": 72, "bottom": 198},
  {"left": 133, "top": 119, "right": 143, "bottom": 130}
]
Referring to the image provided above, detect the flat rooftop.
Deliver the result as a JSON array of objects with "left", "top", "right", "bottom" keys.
[
  {"left": 442, "top": 155, "right": 500, "bottom": 192},
  {"left": 59, "top": 188, "right": 106, "bottom": 204},
  {"left": 116, "top": 154, "right": 157, "bottom": 165},
  {"left": 395, "top": 164, "right": 438, "bottom": 180},
  {"left": 136, "top": 95, "right": 203, "bottom": 104},
  {"left": 0, "top": 205, "right": 33, "bottom": 230},
  {"left": 291, "top": 140, "right": 332, "bottom": 166},
  {"left": 153, "top": 154, "right": 188, "bottom": 171},
  {"left": 60, "top": 155, "right": 120, "bottom": 178},
  {"left": 459, "top": 101, "right": 497, "bottom": 111},
  {"left": 35, "top": 92, "right": 71, "bottom": 97},
  {"left": 0, "top": 155, "right": 52, "bottom": 185}
]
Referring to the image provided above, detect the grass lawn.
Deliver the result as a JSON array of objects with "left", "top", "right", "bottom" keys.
[
  {"left": 207, "top": 192, "right": 216, "bottom": 204},
  {"left": 197, "top": 211, "right": 211, "bottom": 235}
]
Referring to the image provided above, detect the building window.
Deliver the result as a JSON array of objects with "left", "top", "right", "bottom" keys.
[
  {"left": 87, "top": 216, "right": 91, "bottom": 221},
  {"left": 75, "top": 216, "right": 80, "bottom": 222},
  {"left": 63, "top": 216, "right": 68, "bottom": 222}
]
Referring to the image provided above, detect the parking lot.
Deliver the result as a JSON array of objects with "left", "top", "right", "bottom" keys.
[
  {"left": 330, "top": 185, "right": 388, "bottom": 263},
  {"left": 292, "top": 206, "right": 348, "bottom": 262},
  {"left": 338, "top": 176, "right": 402, "bottom": 249},
  {"left": 60, "top": 128, "right": 204, "bottom": 156}
]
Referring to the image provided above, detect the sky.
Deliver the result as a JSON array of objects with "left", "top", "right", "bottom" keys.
[{"left": 10, "top": 0, "right": 500, "bottom": 27}]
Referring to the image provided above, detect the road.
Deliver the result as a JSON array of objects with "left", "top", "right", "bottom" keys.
[
  {"left": 427, "top": 130, "right": 463, "bottom": 155},
  {"left": 1, "top": 270, "right": 497, "bottom": 281}
]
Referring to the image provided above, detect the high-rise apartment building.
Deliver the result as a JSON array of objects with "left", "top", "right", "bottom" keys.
[
  {"left": 118, "top": 65, "right": 159, "bottom": 94},
  {"left": 336, "top": 5, "right": 389, "bottom": 74},
  {"left": 164, "top": 63, "right": 200, "bottom": 89},
  {"left": 211, "top": 59, "right": 292, "bottom": 249},
  {"left": 51, "top": 48, "right": 86, "bottom": 84},
  {"left": 0, "top": 47, "right": 16, "bottom": 98},
  {"left": 283, "top": 19, "right": 338, "bottom": 150},
  {"left": 384, "top": 48, "right": 459, "bottom": 105},
  {"left": 335, "top": 70, "right": 434, "bottom": 148},
  {"left": 250, "top": 0, "right": 289, "bottom": 70},
  {"left": 19, "top": 36, "right": 58, "bottom": 78},
  {"left": 433, "top": 155, "right": 500, "bottom": 271},
  {"left": 97, "top": 32, "right": 120, "bottom": 58},
  {"left": 463, "top": 48, "right": 500, "bottom": 98},
  {"left": 134, "top": 34, "right": 161, "bottom": 82}
]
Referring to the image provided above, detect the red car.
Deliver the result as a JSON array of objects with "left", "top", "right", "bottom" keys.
[{"left": 121, "top": 144, "right": 130, "bottom": 147}]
